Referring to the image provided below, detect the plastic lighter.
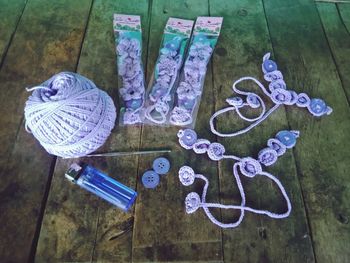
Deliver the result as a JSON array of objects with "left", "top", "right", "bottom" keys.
[{"left": 65, "top": 163, "right": 137, "bottom": 212}]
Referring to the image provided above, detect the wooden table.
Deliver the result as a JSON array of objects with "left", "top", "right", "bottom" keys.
[{"left": 0, "top": 0, "right": 349, "bottom": 262}]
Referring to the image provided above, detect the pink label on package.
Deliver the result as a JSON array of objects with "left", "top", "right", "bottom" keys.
[
  {"left": 113, "top": 14, "right": 141, "bottom": 32},
  {"left": 194, "top": 16, "right": 223, "bottom": 36},
  {"left": 165, "top": 18, "right": 194, "bottom": 36}
]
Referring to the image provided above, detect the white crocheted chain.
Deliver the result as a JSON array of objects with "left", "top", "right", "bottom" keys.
[{"left": 177, "top": 128, "right": 296, "bottom": 228}]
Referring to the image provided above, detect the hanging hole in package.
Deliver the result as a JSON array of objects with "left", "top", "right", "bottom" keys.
[
  {"left": 113, "top": 14, "right": 145, "bottom": 125},
  {"left": 142, "top": 18, "right": 194, "bottom": 125},
  {"left": 169, "top": 17, "right": 223, "bottom": 128}
]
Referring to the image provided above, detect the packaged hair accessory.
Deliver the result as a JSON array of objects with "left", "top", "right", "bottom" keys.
[
  {"left": 113, "top": 14, "right": 145, "bottom": 125},
  {"left": 142, "top": 18, "right": 194, "bottom": 125},
  {"left": 169, "top": 17, "right": 223, "bottom": 128}
]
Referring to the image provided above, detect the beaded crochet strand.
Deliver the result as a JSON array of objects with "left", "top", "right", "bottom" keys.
[
  {"left": 177, "top": 128, "right": 296, "bottom": 228},
  {"left": 210, "top": 52, "right": 332, "bottom": 137}
]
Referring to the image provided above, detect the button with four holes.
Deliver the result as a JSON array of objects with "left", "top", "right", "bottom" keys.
[
  {"left": 142, "top": 170, "right": 160, "bottom": 189},
  {"left": 152, "top": 157, "right": 170, "bottom": 175}
]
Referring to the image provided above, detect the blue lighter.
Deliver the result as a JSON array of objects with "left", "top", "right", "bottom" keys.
[{"left": 65, "top": 163, "right": 137, "bottom": 212}]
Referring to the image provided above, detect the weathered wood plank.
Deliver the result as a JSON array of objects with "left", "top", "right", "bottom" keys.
[
  {"left": 132, "top": 0, "right": 223, "bottom": 262},
  {"left": 0, "top": 0, "right": 92, "bottom": 262},
  {"left": 35, "top": 0, "right": 150, "bottom": 262},
  {"left": 338, "top": 3, "right": 350, "bottom": 32},
  {"left": 209, "top": 0, "right": 316, "bottom": 262},
  {"left": 263, "top": 0, "right": 350, "bottom": 262},
  {"left": 317, "top": 3, "right": 350, "bottom": 101},
  {"left": 0, "top": 0, "right": 27, "bottom": 64}
]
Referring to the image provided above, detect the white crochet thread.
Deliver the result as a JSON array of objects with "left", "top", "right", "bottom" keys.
[
  {"left": 210, "top": 52, "right": 332, "bottom": 137},
  {"left": 178, "top": 129, "right": 295, "bottom": 228},
  {"left": 24, "top": 72, "right": 116, "bottom": 158}
]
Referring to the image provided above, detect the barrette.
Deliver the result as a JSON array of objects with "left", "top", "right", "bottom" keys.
[
  {"left": 169, "top": 35, "right": 213, "bottom": 126},
  {"left": 210, "top": 52, "right": 333, "bottom": 137},
  {"left": 117, "top": 37, "right": 145, "bottom": 124},
  {"left": 177, "top": 128, "right": 296, "bottom": 228},
  {"left": 144, "top": 37, "right": 183, "bottom": 124}
]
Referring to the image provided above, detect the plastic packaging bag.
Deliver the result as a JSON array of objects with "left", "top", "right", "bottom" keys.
[
  {"left": 113, "top": 14, "right": 145, "bottom": 125},
  {"left": 142, "top": 18, "right": 194, "bottom": 125},
  {"left": 169, "top": 17, "right": 223, "bottom": 128}
]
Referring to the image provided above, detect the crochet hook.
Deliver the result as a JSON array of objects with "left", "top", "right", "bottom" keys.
[{"left": 84, "top": 149, "right": 171, "bottom": 158}]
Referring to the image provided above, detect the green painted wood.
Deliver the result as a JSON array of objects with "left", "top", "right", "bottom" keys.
[
  {"left": 35, "top": 0, "right": 150, "bottom": 262},
  {"left": 209, "top": 0, "right": 315, "bottom": 262},
  {"left": 338, "top": 3, "right": 350, "bottom": 33},
  {"left": 0, "top": 0, "right": 92, "bottom": 262},
  {"left": 263, "top": 0, "right": 350, "bottom": 262},
  {"left": 132, "top": 0, "right": 223, "bottom": 262},
  {"left": 0, "top": 0, "right": 27, "bottom": 65},
  {"left": 317, "top": 3, "right": 350, "bottom": 101}
]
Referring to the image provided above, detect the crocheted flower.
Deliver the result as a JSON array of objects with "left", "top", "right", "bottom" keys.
[
  {"left": 268, "top": 79, "right": 286, "bottom": 92},
  {"left": 239, "top": 157, "right": 262, "bottom": 178},
  {"left": 258, "top": 148, "right": 278, "bottom": 166},
  {"left": 177, "top": 82, "right": 201, "bottom": 100},
  {"left": 189, "top": 42, "right": 212, "bottom": 60},
  {"left": 267, "top": 138, "right": 286, "bottom": 157},
  {"left": 184, "top": 68, "right": 201, "bottom": 87},
  {"left": 185, "top": 192, "right": 201, "bottom": 214},
  {"left": 154, "top": 99, "right": 170, "bottom": 113},
  {"left": 170, "top": 106, "right": 192, "bottom": 125},
  {"left": 179, "top": 166, "right": 195, "bottom": 186},
  {"left": 118, "top": 58, "right": 142, "bottom": 79},
  {"left": 247, "top": 94, "right": 261, "bottom": 108},
  {"left": 158, "top": 55, "right": 178, "bottom": 76},
  {"left": 186, "top": 58, "right": 207, "bottom": 74},
  {"left": 296, "top": 93, "right": 310, "bottom": 107},
  {"left": 264, "top": 70, "right": 283, "bottom": 82},
  {"left": 157, "top": 74, "right": 172, "bottom": 86},
  {"left": 117, "top": 38, "right": 131, "bottom": 56},
  {"left": 288, "top": 91, "right": 298, "bottom": 105},
  {"left": 120, "top": 84, "right": 143, "bottom": 101},
  {"left": 123, "top": 109, "right": 142, "bottom": 124},
  {"left": 270, "top": 88, "right": 292, "bottom": 105},
  {"left": 193, "top": 139, "right": 211, "bottom": 154},
  {"left": 207, "top": 142, "right": 225, "bottom": 161}
]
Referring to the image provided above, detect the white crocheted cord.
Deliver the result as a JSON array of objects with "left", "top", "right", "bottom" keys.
[
  {"left": 177, "top": 129, "right": 294, "bottom": 228},
  {"left": 24, "top": 72, "right": 116, "bottom": 158},
  {"left": 210, "top": 52, "right": 333, "bottom": 138}
]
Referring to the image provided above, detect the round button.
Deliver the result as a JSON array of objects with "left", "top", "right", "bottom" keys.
[
  {"left": 142, "top": 170, "right": 160, "bottom": 189},
  {"left": 309, "top": 98, "right": 327, "bottom": 117},
  {"left": 178, "top": 98, "right": 196, "bottom": 110},
  {"left": 152, "top": 157, "right": 170, "bottom": 175},
  {"left": 125, "top": 98, "right": 143, "bottom": 109},
  {"left": 263, "top": 59, "right": 277, "bottom": 73},
  {"left": 276, "top": 130, "right": 298, "bottom": 149},
  {"left": 180, "top": 129, "right": 198, "bottom": 147}
]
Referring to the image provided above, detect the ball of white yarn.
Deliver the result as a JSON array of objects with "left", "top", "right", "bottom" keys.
[{"left": 24, "top": 72, "right": 117, "bottom": 158}]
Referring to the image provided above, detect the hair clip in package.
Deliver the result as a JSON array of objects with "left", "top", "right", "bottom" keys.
[
  {"left": 114, "top": 14, "right": 145, "bottom": 125},
  {"left": 143, "top": 18, "right": 194, "bottom": 125},
  {"left": 169, "top": 17, "right": 223, "bottom": 128},
  {"left": 209, "top": 52, "right": 333, "bottom": 137},
  {"left": 177, "top": 128, "right": 297, "bottom": 228}
]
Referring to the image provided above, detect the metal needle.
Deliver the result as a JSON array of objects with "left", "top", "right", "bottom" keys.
[{"left": 84, "top": 149, "right": 171, "bottom": 157}]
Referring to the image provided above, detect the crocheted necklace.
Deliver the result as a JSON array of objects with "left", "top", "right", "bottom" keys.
[
  {"left": 209, "top": 52, "right": 332, "bottom": 137},
  {"left": 177, "top": 128, "right": 296, "bottom": 228}
]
